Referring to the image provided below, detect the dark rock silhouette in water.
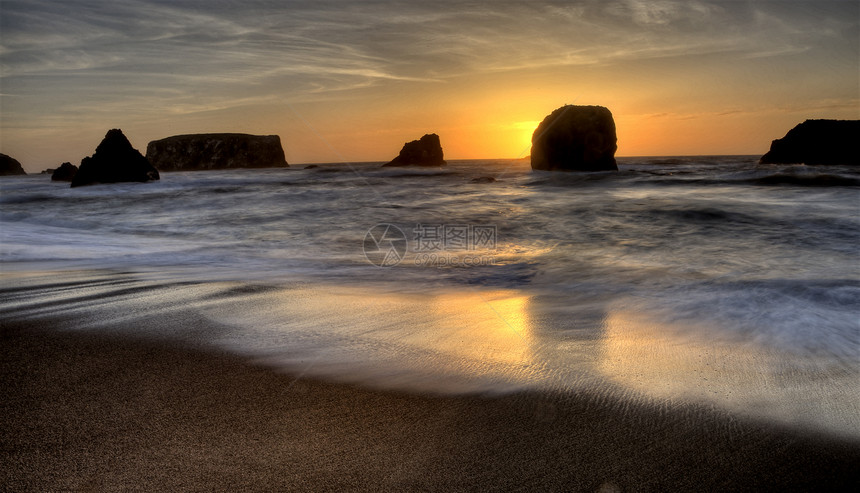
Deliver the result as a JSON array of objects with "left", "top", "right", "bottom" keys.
[
  {"left": 146, "top": 134, "right": 288, "bottom": 171},
  {"left": 51, "top": 162, "right": 78, "bottom": 182},
  {"left": 383, "top": 134, "right": 446, "bottom": 167},
  {"left": 471, "top": 176, "right": 496, "bottom": 183},
  {"left": 71, "top": 129, "right": 159, "bottom": 187},
  {"left": 0, "top": 153, "right": 26, "bottom": 176},
  {"left": 759, "top": 120, "right": 860, "bottom": 165},
  {"left": 304, "top": 164, "right": 319, "bottom": 169},
  {"left": 531, "top": 105, "right": 618, "bottom": 172}
]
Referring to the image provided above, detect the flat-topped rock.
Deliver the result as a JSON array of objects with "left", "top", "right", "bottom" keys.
[
  {"left": 71, "top": 129, "right": 159, "bottom": 187},
  {"left": 531, "top": 105, "right": 618, "bottom": 172},
  {"left": 760, "top": 120, "right": 860, "bottom": 165},
  {"left": 383, "top": 134, "right": 446, "bottom": 167},
  {"left": 0, "top": 153, "right": 26, "bottom": 176},
  {"left": 146, "top": 133, "right": 289, "bottom": 171}
]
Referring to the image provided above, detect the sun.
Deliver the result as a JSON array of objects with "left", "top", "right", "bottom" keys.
[{"left": 498, "top": 120, "right": 540, "bottom": 159}]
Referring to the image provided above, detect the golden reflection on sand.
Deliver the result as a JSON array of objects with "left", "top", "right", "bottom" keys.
[
  {"left": 598, "top": 309, "right": 860, "bottom": 436},
  {"left": 204, "top": 286, "right": 859, "bottom": 433},
  {"left": 208, "top": 285, "right": 538, "bottom": 383},
  {"left": 599, "top": 309, "right": 748, "bottom": 399},
  {"left": 425, "top": 291, "right": 533, "bottom": 366}
]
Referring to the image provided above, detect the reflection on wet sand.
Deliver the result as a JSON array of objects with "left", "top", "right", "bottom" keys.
[
  {"left": 207, "top": 286, "right": 858, "bottom": 437},
  {"left": 426, "top": 291, "right": 533, "bottom": 367},
  {"left": 205, "top": 286, "right": 543, "bottom": 392},
  {"left": 24, "top": 273, "right": 853, "bottom": 437},
  {"left": 598, "top": 309, "right": 860, "bottom": 437}
]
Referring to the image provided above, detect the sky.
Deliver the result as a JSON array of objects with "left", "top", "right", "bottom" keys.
[{"left": 1, "top": 0, "right": 858, "bottom": 171}]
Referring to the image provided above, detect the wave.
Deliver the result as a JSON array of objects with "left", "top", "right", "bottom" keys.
[
  {"left": 379, "top": 171, "right": 462, "bottom": 179},
  {"left": 0, "top": 193, "right": 58, "bottom": 205},
  {"left": 647, "top": 278, "right": 860, "bottom": 359},
  {"left": 524, "top": 170, "right": 627, "bottom": 187},
  {"left": 646, "top": 170, "right": 860, "bottom": 188},
  {"left": 648, "top": 207, "right": 759, "bottom": 225},
  {"left": 749, "top": 173, "right": 860, "bottom": 187}
]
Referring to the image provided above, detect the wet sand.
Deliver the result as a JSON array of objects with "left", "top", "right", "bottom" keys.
[{"left": 2, "top": 318, "right": 858, "bottom": 492}]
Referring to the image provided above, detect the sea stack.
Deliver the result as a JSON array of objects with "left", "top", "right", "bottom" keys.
[
  {"left": 146, "top": 134, "right": 288, "bottom": 171},
  {"left": 71, "top": 129, "right": 159, "bottom": 187},
  {"left": 531, "top": 105, "right": 618, "bottom": 172},
  {"left": 0, "top": 153, "right": 27, "bottom": 176},
  {"left": 759, "top": 120, "right": 860, "bottom": 165},
  {"left": 382, "top": 134, "right": 446, "bottom": 167},
  {"left": 51, "top": 162, "right": 79, "bottom": 182}
]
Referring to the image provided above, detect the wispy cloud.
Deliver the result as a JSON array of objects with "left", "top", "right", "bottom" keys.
[
  {"left": 0, "top": 0, "right": 857, "bottom": 164},
  {"left": 4, "top": 1, "right": 852, "bottom": 82}
]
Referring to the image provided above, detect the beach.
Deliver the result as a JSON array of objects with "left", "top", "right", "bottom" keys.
[
  {"left": 2, "top": 158, "right": 859, "bottom": 490},
  {"left": 2, "top": 0, "right": 858, "bottom": 488},
  {"left": 3, "top": 313, "right": 858, "bottom": 492}
]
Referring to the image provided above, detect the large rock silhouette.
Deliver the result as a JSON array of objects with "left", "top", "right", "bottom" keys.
[
  {"left": 383, "top": 134, "right": 446, "bottom": 167},
  {"left": 146, "top": 134, "right": 288, "bottom": 171},
  {"left": 531, "top": 105, "right": 618, "bottom": 172},
  {"left": 71, "top": 129, "right": 159, "bottom": 187},
  {"left": 760, "top": 120, "right": 860, "bottom": 165},
  {"left": 0, "top": 153, "right": 26, "bottom": 176}
]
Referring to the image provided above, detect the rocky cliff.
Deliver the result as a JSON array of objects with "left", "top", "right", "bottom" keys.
[
  {"left": 146, "top": 134, "right": 289, "bottom": 171},
  {"left": 531, "top": 105, "right": 618, "bottom": 172},
  {"left": 760, "top": 120, "right": 860, "bottom": 165}
]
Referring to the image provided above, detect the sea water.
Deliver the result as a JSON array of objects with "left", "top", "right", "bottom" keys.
[{"left": 1, "top": 157, "right": 858, "bottom": 436}]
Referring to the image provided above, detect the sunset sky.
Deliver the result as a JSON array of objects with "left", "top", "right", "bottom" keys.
[{"left": 1, "top": 0, "right": 858, "bottom": 171}]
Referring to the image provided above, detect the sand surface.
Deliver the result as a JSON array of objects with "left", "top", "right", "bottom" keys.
[{"left": 2, "top": 318, "right": 859, "bottom": 492}]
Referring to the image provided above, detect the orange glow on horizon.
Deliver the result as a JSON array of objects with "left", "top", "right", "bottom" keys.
[
  {"left": 5, "top": 87, "right": 852, "bottom": 170},
  {"left": 437, "top": 120, "right": 538, "bottom": 160}
]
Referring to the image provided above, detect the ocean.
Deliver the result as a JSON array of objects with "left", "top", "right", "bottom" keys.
[{"left": 1, "top": 156, "right": 858, "bottom": 437}]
